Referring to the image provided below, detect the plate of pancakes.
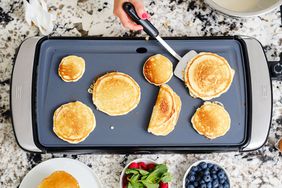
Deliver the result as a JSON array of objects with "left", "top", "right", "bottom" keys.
[
  {"left": 34, "top": 38, "right": 248, "bottom": 150},
  {"left": 19, "top": 158, "right": 102, "bottom": 188}
]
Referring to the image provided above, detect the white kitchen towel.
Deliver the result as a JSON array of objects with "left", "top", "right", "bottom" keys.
[{"left": 24, "top": 0, "right": 56, "bottom": 35}]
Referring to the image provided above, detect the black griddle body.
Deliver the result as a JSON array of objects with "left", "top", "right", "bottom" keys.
[{"left": 11, "top": 36, "right": 273, "bottom": 153}]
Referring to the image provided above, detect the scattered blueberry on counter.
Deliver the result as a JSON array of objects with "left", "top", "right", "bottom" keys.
[{"left": 185, "top": 162, "right": 229, "bottom": 188}]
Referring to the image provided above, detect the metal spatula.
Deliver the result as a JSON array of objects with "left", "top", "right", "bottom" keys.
[{"left": 123, "top": 2, "right": 197, "bottom": 81}]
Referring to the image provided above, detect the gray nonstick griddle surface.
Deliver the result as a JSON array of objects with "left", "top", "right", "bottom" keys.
[{"left": 35, "top": 38, "right": 248, "bottom": 148}]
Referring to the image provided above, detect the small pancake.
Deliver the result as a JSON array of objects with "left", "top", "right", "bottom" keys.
[
  {"left": 191, "top": 102, "right": 231, "bottom": 139},
  {"left": 143, "top": 54, "right": 173, "bottom": 85},
  {"left": 58, "top": 55, "right": 85, "bottom": 82},
  {"left": 53, "top": 101, "right": 95, "bottom": 144},
  {"left": 92, "top": 72, "right": 141, "bottom": 116},
  {"left": 184, "top": 52, "right": 235, "bottom": 100},
  {"left": 38, "top": 171, "right": 80, "bottom": 188},
  {"left": 148, "top": 84, "right": 182, "bottom": 136}
]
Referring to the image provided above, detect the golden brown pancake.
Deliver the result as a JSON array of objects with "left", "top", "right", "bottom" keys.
[
  {"left": 148, "top": 84, "right": 182, "bottom": 136},
  {"left": 191, "top": 102, "right": 231, "bottom": 139},
  {"left": 184, "top": 52, "right": 235, "bottom": 100},
  {"left": 53, "top": 101, "right": 95, "bottom": 144},
  {"left": 143, "top": 54, "right": 173, "bottom": 85},
  {"left": 58, "top": 55, "right": 85, "bottom": 82},
  {"left": 92, "top": 72, "right": 141, "bottom": 116},
  {"left": 38, "top": 171, "right": 80, "bottom": 188}
]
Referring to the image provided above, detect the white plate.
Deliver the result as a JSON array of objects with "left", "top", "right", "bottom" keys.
[{"left": 20, "top": 158, "right": 102, "bottom": 188}]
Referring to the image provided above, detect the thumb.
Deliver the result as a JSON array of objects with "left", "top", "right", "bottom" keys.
[{"left": 130, "top": 0, "right": 149, "bottom": 20}]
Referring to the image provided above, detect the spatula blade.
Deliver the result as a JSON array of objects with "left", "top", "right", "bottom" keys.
[{"left": 174, "top": 50, "right": 198, "bottom": 81}]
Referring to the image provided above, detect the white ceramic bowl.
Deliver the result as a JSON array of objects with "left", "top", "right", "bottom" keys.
[
  {"left": 182, "top": 160, "right": 231, "bottom": 188},
  {"left": 205, "top": 0, "right": 282, "bottom": 17},
  {"left": 120, "top": 158, "right": 157, "bottom": 188}
]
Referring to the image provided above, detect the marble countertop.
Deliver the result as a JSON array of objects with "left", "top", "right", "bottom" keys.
[{"left": 0, "top": 0, "right": 282, "bottom": 187}]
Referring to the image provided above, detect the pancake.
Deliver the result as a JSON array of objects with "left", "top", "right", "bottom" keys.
[
  {"left": 53, "top": 101, "right": 95, "bottom": 144},
  {"left": 38, "top": 171, "right": 80, "bottom": 188},
  {"left": 143, "top": 54, "right": 173, "bottom": 85},
  {"left": 148, "top": 84, "right": 182, "bottom": 136},
  {"left": 191, "top": 102, "right": 231, "bottom": 139},
  {"left": 184, "top": 52, "right": 235, "bottom": 100},
  {"left": 92, "top": 72, "right": 141, "bottom": 116},
  {"left": 58, "top": 55, "right": 85, "bottom": 82}
]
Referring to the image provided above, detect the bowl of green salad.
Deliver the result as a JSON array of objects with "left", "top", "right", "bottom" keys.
[{"left": 120, "top": 158, "right": 172, "bottom": 188}]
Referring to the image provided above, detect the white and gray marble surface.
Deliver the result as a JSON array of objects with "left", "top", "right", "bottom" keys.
[{"left": 0, "top": 0, "right": 282, "bottom": 187}]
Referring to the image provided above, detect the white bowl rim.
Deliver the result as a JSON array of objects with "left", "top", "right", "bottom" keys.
[
  {"left": 119, "top": 158, "right": 157, "bottom": 188},
  {"left": 182, "top": 159, "right": 231, "bottom": 188},
  {"left": 205, "top": 0, "right": 282, "bottom": 17}
]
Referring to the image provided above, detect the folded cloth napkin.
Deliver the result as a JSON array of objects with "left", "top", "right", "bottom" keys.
[{"left": 24, "top": 0, "right": 56, "bottom": 35}]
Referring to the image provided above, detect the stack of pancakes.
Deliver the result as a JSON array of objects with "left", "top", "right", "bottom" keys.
[
  {"left": 92, "top": 72, "right": 141, "bottom": 116},
  {"left": 38, "top": 171, "right": 80, "bottom": 188},
  {"left": 147, "top": 84, "right": 182, "bottom": 136}
]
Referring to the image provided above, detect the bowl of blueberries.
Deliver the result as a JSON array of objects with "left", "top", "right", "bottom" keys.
[{"left": 183, "top": 160, "right": 230, "bottom": 188}]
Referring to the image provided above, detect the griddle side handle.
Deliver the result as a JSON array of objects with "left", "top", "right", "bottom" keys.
[
  {"left": 240, "top": 37, "right": 272, "bottom": 152},
  {"left": 122, "top": 2, "right": 159, "bottom": 38},
  {"left": 11, "top": 37, "right": 43, "bottom": 153}
]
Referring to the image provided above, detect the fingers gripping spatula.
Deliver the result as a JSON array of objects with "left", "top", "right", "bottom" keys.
[{"left": 123, "top": 2, "right": 197, "bottom": 81}]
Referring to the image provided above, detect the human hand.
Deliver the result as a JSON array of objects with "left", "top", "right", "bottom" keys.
[{"left": 113, "top": 0, "right": 150, "bottom": 30}]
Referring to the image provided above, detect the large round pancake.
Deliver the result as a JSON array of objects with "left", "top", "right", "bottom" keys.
[
  {"left": 53, "top": 101, "right": 95, "bottom": 144},
  {"left": 184, "top": 52, "right": 235, "bottom": 100},
  {"left": 143, "top": 54, "right": 173, "bottom": 85},
  {"left": 58, "top": 55, "right": 85, "bottom": 82},
  {"left": 148, "top": 84, "right": 182, "bottom": 136},
  {"left": 191, "top": 102, "right": 231, "bottom": 139},
  {"left": 92, "top": 72, "right": 141, "bottom": 116},
  {"left": 38, "top": 171, "right": 80, "bottom": 188}
]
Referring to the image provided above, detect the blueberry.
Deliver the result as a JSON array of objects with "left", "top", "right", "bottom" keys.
[
  {"left": 204, "top": 175, "right": 211, "bottom": 182},
  {"left": 211, "top": 170, "right": 217, "bottom": 174},
  {"left": 188, "top": 174, "right": 196, "bottom": 182},
  {"left": 223, "top": 182, "right": 230, "bottom": 188},
  {"left": 193, "top": 181, "right": 199, "bottom": 187},
  {"left": 218, "top": 185, "right": 223, "bottom": 188},
  {"left": 212, "top": 174, "right": 218, "bottom": 180},
  {"left": 200, "top": 184, "right": 207, "bottom": 188},
  {"left": 207, "top": 163, "right": 214, "bottom": 168},
  {"left": 213, "top": 179, "right": 219, "bottom": 187},
  {"left": 191, "top": 166, "right": 199, "bottom": 172},
  {"left": 187, "top": 184, "right": 194, "bottom": 188},
  {"left": 219, "top": 178, "right": 225, "bottom": 184},
  {"left": 200, "top": 180, "right": 205, "bottom": 184},
  {"left": 217, "top": 170, "right": 225, "bottom": 179},
  {"left": 207, "top": 182, "right": 212, "bottom": 188},
  {"left": 212, "top": 165, "right": 219, "bottom": 172},
  {"left": 204, "top": 169, "right": 210, "bottom": 175},
  {"left": 199, "top": 162, "right": 208, "bottom": 169}
]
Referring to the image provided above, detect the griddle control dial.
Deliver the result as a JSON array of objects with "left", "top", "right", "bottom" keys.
[
  {"left": 273, "top": 63, "right": 282, "bottom": 74},
  {"left": 269, "top": 53, "right": 282, "bottom": 80}
]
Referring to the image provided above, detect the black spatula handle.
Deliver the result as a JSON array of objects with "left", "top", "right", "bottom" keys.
[{"left": 122, "top": 2, "right": 159, "bottom": 38}]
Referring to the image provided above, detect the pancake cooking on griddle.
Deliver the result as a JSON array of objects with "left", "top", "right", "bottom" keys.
[
  {"left": 53, "top": 101, "right": 96, "bottom": 144},
  {"left": 148, "top": 84, "right": 181, "bottom": 136},
  {"left": 143, "top": 54, "right": 173, "bottom": 85},
  {"left": 191, "top": 102, "right": 231, "bottom": 139},
  {"left": 184, "top": 52, "right": 235, "bottom": 100},
  {"left": 38, "top": 171, "right": 80, "bottom": 188},
  {"left": 58, "top": 55, "right": 85, "bottom": 82},
  {"left": 92, "top": 72, "right": 141, "bottom": 116}
]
